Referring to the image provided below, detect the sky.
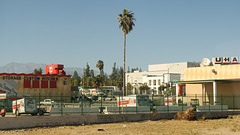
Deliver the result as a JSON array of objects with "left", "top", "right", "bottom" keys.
[{"left": 1, "top": 0, "right": 240, "bottom": 74}]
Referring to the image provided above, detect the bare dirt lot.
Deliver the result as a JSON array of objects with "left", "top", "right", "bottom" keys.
[{"left": 2, "top": 115, "right": 240, "bottom": 135}]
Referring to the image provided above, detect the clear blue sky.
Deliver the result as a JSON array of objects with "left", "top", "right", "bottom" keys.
[{"left": 1, "top": 0, "right": 240, "bottom": 74}]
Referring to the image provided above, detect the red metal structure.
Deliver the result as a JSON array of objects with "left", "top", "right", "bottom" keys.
[{"left": 45, "top": 64, "right": 66, "bottom": 75}]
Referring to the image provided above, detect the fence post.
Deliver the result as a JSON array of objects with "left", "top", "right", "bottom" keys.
[
  {"left": 151, "top": 93, "right": 154, "bottom": 113},
  {"left": 81, "top": 93, "right": 83, "bottom": 115},
  {"left": 100, "top": 94, "right": 103, "bottom": 114},
  {"left": 208, "top": 95, "right": 210, "bottom": 112},
  {"left": 61, "top": 93, "right": 63, "bottom": 116},
  {"left": 221, "top": 94, "right": 223, "bottom": 111},
  {"left": 167, "top": 94, "right": 169, "bottom": 112},
  {"left": 136, "top": 94, "right": 138, "bottom": 113},
  {"left": 233, "top": 94, "right": 235, "bottom": 110},
  {"left": 182, "top": 94, "right": 183, "bottom": 111},
  {"left": 38, "top": 93, "right": 40, "bottom": 115},
  {"left": 15, "top": 92, "right": 17, "bottom": 116},
  {"left": 119, "top": 92, "right": 121, "bottom": 114}
]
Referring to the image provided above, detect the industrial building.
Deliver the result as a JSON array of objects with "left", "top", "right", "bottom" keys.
[
  {"left": 126, "top": 62, "right": 200, "bottom": 95},
  {"left": 0, "top": 73, "right": 72, "bottom": 102}
]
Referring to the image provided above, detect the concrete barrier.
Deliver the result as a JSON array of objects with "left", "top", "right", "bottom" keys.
[
  {"left": 197, "top": 105, "right": 228, "bottom": 111},
  {"left": 50, "top": 107, "right": 100, "bottom": 115},
  {"left": 155, "top": 106, "right": 191, "bottom": 112},
  {"left": 0, "top": 111, "right": 240, "bottom": 130}
]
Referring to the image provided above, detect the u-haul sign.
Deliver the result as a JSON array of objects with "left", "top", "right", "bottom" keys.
[{"left": 212, "top": 56, "right": 239, "bottom": 65}]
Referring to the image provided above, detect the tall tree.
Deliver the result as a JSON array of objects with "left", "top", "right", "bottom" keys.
[
  {"left": 71, "top": 71, "right": 81, "bottom": 86},
  {"left": 110, "top": 63, "right": 118, "bottom": 85},
  {"left": 83, "top": 63, "right": 91, "bottom": 87},
  {"left": 96, "top": 60, "right": 104, "bottom": 77},
  {"left": 33, "top": 68, "right": 42, "bottom": 74},
  {"left": 118, "top": 9, "right": 135, "bottom": 95}
]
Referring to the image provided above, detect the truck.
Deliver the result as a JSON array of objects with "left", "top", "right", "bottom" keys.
[
  {"left": 45, "top": 64, "right": 66, "bottom": 75},
  {"left": 12, "top": 98, "right": 46, "bottom": 116},
  {"left": 117, "top": 95, "right": 150, "bottom": 107}
]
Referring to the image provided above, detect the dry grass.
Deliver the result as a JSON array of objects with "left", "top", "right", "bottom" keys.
[
  {"left": 174, "top": 108, "right": 196, "bottom": 120},
  {"left": 2, "top": 114, "right": 240, "bottom": 135}
]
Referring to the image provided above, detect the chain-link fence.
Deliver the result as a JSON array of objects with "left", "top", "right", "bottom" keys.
[{"left": 1, "top": 93, "right": 240, "bottom": 116}]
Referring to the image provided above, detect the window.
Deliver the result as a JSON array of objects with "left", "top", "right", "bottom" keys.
[
  {"left": 32, "top": 80, "right": 39, "bottom": 88},
  {"left": 41, "top": 81, "right": 48, "bottom": 88},
  {"left": 158, "top": 79, "right": 161, "bottom": 85},
  {"left": 24, "top": 80, "right": 31, "bottom": 88},
  {"left": 153, "top": 80, "right": 156, "bottom": 86},
  {"left": 50, "top": 81, "right": 57, "bottom": 88},
  {"left": 148, "top": 80, "right": 151, "bottom": 85},
  {"left": 63, "top": 81, "right": 67, "bottom": 85}
]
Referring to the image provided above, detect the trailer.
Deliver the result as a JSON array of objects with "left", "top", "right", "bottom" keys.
[
  {"left": 12, "top": 98, "right": 46, "bottom": 116},
  {"left": 117, "top": 95, "right": 150, "bottom": 107}
]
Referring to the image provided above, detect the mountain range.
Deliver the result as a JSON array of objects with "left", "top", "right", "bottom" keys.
[{"left": 0, "top": 63, "right": 86, "bottom": 77}]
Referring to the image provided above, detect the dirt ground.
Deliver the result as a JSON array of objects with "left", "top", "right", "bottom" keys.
[{"left": 2, "top": 115, "right": 240, "bottom": 135}]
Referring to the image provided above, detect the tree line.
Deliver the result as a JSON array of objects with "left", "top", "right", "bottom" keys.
[{"left": 71, "top": 61, "right": 141, "bottom": 91}]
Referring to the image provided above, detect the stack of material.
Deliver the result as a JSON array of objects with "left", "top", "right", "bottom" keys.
[{"left": 174, "top": 108, "right": 195, "bottom": 121}]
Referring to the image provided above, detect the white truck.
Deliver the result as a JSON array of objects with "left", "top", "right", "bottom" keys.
[{"left": 12, "top": 98, "right": 46, "bottom": 116}]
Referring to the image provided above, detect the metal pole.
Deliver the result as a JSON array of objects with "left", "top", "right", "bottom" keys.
[
  {"left": 182, "top": 94, "right": 183, "bottom": 111},
  {"left": 233, "top": 94, "right": 235, "bottom": 110},
  {"left": 121, "top": 90, "right": 124, "bottom": 114},
  {"left": 119, "top": 92, "right": 120, "bottom": 114},
  {"left": 136, "top": 94, "right": 138, "bottom": 113},
  {"left": 81, "top": 92, "right": 83, "bottom": 115},
  {"left": 167, "top": 94, "right": 169, "bottom": 112},
  {"left": 208, "top": 95, "right": 210, "bottom": 112},
  {"left": 15, "top": 92, "right": 17, "bottom": 116},
  {"left": 152, "top": 93, "right": 154, "bottom": 113},
  {"left": 38, "top": 93, "right": 40, "bottom": 115},
  {"left": 61, "top": 93, "right": 63, "bottom": 116},
  {"left": 100, "top": 95, "right": 102, "bottom": 114},
  {"left": 221, "top": 94, "right": 223, "bottom": 111}
]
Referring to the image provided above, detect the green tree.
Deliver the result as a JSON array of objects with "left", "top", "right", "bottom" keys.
[
  {"left": 139, "top": 84, "right": 150, "bottom": 94},
  {"left": 96, "top": 60, "right": 104, "bottom": 77},
  {"left": 71, "top": 71, "right": 81, "bottom": 86},
  {"left": 158, "top": 85, "right": 165, "bottom": 95},
  {"left": 118, "top": 9, "right": 135, "bottom": 96},
  {"left": 33, "top": 68, "right": 42, "bottom": 74},
  {"left": 83, "top": 63, "right": 91, "bottom": 87},
  {"left": 110, "top": 63, "right": 118, "bottom": 85},
  {"left": 127, "top": 83, "right": 133, "bottom": 90},
  {"left": 91, "top": 75, "right": 101, "bottom": 89}
]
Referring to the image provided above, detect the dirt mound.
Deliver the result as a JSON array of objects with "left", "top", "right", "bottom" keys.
[{"left": 174, "top": 108, "right": 195, "bottom": 120}]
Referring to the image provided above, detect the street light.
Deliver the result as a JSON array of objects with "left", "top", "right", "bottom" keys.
[
  {"left": 167, "top": 64, "right": 179, "bottom": 73},
  {"left": 166, "top": 64, "right": 179, "bottom": 95}
]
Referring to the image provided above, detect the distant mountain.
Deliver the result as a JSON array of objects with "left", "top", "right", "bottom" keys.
[{"left": 0, "top": 62, "right": 88, "bottom": 77}]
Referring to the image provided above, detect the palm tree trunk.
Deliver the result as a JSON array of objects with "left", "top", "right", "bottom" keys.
[{"left": 123, "top": 33, "right": 126, "bottom": 96}]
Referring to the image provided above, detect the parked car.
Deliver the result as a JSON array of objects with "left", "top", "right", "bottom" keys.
[
  {"left": 105, "top": 96, "right": 117, "bottom": 101},
  {"left": 91, "top": 96, "right": 99, "bottom": 101},
  {"left": 98, "top": 95, "right": 107, "bottom": 101}
]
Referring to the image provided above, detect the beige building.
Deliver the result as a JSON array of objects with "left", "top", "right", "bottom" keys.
[{"left": 177, "top": 64, "right": 240, "bottom": 108}]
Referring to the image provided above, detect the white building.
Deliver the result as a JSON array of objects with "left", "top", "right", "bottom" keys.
[{"left": 126, "top": 62, "right": 199, "bottom": 95}]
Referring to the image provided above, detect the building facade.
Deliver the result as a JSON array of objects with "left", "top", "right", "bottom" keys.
[
  {"left": 126, "top": 62, "right": 199, "bottom": 95},
  {"left": 0, "top": 73, "right": 72, "bottom": 102},
  {"left": 177, "top": 63, "right": 240, "bottom": 108}
]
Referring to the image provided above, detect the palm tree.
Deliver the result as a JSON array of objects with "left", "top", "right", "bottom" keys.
[
  {"left": 96, "top": 60, "right": 104, "bottom": 77},
  {"left": 118, "top": 9, "right": 135, "bottom": 96}
]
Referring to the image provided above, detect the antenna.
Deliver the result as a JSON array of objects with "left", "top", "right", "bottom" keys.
[{"left": 200, "top": 58, "right": 211, "bottom": 67}]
